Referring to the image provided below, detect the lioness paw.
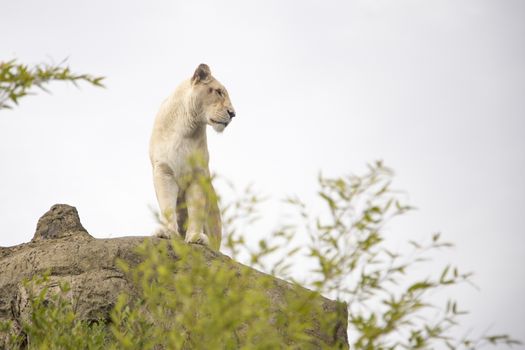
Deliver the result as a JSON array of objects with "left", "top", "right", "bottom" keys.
[
  {"left": 154, "top": 227, "right": 179, "bottom": 239},
  {"left": 185, "top": 232, "right": 210, "bottom": 247}
]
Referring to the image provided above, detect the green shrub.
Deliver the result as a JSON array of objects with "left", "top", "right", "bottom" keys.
[{"left": 221, "top": 161, "right": 520, "bottom": 349}]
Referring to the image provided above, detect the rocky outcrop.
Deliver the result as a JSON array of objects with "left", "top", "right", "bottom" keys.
[{"left": 0, "top": 204, "right": 348, "bottom": 348}]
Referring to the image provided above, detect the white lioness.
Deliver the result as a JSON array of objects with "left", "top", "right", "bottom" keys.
[{"left": 149, "top": 64, "right": 235, "bottom": 250}]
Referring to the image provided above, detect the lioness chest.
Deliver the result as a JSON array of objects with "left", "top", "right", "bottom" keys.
[{"left": 150, "top": 124, "right": 210, "bottom": 183}]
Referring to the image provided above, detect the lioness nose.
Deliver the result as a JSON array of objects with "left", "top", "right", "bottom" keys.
[{"left": 227, "top": 110, "right": 236, "bottom": 118}]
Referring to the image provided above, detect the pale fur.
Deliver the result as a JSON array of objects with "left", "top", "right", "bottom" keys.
[{"left": 149, "top": 64, "right": 235, "bottom": 250}]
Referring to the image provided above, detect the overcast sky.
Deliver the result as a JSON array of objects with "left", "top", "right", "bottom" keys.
[{"left": 1, "top": 0, "right": 524, "bottom": 345}]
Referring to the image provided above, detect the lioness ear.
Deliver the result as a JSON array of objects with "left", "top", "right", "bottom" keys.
[{"left": 192, "top": 63, "right": 212, "bottom": 84}]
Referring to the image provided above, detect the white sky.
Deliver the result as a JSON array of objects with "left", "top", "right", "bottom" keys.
[{"left": 1, "top": 0, "right": 524, "bottom": 345}]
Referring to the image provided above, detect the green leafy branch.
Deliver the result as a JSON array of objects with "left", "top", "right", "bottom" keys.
[{"left": 0, "top": 59, "right": 104, "bottom": 110}]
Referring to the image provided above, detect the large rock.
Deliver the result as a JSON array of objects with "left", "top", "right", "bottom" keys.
[{"left": 0, "top": 204, "right": 348, "bottom": 348}]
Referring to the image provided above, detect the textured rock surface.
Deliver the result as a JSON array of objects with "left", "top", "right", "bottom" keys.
[
  {"left": 31, "top": 204, "right": 91, "bottom": 242},
  {"left": 0, "top": 204, "right": 348, "bottom": 348}
]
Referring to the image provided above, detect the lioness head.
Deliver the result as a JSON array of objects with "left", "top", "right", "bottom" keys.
[{"left": 191, "top": 63, "right": 236, "bottom": 133}]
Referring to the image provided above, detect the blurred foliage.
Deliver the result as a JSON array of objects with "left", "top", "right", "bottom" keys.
[
  {"left": 1, "top": 162, "right": 520, "bottom": 349},
  {"left": 0, "top": 59, "right": 104, "bottom": 110},
  {"left": 221, "top": 161, "right": 521, "bottom": 349},
  {"left": 109, "top": 239, "right": 338, "bottom": 349}
]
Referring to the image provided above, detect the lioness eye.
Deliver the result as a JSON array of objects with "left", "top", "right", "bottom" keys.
[{"left": 215, "top": 89, "right": 223, "bottom": 96}]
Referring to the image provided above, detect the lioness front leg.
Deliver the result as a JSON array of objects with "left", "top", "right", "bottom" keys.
[
  {"left": 152, "top": 163, "right": 180, "bottom": 238},
  {"left": 185, "top": 180, "right": 210, "bottom": 246},
  {"left": 205, "top": 184, "right": 222, "bottom": 251}
]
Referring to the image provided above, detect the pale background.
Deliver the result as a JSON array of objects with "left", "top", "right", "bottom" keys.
[{"left": 1, "top": 0, "right": 524, "bottom": 345}]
